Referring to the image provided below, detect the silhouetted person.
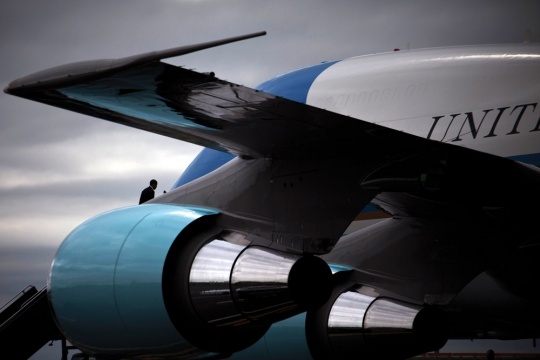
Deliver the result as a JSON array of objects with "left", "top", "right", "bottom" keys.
[
  {"left": 486, "top": 349, "right": 495, "bottom": 360},
  {"left": 139, "top": 179, "right": 157, "bottom": 204}
]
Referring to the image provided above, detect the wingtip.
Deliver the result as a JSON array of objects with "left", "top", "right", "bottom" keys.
[
  {"left": 135, "top": 31, "right": 268, "bottom": 63},
  {"left": 3, "top": 31, "right": 269, "bottom": 96}
]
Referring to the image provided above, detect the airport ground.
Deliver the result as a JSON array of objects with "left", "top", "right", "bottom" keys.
[{"left": 411, "top": 353, "right": 540, "bottom": 359}]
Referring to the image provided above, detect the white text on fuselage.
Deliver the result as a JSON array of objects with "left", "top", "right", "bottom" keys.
[{"left": 426, "top": 103, "right": 540, "bottom": 142}]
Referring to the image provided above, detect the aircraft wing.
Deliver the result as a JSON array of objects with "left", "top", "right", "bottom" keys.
[
  {"left": 6, "top": 32, "right": 540, "bottom": 238},
  {"left": 5, "top": 32, "right": 440, "bottom": 161}
]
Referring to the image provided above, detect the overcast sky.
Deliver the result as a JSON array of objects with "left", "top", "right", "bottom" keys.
[{"left": 1, "top": 0, "right": 540, "bottom": 359}]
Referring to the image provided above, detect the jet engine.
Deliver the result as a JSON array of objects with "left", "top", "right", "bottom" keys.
[
  {"left": 48, "top": 204, "right": 332, "bottom": 358},
  {"left": 305, "top": 279, "right": 448, "bottom": 359}
]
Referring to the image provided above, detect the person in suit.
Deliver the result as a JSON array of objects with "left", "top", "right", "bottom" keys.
[{"left": 139, "top": 179, "right": 158, "bottom": 204}]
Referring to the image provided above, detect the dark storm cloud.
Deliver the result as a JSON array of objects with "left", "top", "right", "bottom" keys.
[{"left": 1, "top": 1, "right": 540, "bottom": 358}]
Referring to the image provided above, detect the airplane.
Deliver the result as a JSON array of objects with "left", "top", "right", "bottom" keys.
[{"left": 2, "top": 30, "right": 540, "bottom": 359}]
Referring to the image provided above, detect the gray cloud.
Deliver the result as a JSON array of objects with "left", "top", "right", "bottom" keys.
[{"left": 0, "top": 246, "right": 57, "bottom": 304}]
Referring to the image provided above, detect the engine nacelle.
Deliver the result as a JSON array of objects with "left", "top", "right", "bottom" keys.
[
  {"left": 48, "top": 204, "right": 332, "bottom": 358},
  {"left": 306, "top": 280, "right": 448, "bottom": 359}
]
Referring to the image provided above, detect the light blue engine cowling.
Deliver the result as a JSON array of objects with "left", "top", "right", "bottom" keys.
[{"left": 47, "top": 204, "right": 220, "bottom": 358}]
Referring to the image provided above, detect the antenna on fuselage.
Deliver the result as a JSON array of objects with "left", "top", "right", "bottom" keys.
[{"left": 524, "top": 28, "right": 532, "bottom": 43}]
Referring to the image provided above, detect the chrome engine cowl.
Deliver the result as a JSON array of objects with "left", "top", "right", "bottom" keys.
[
  {"left": 163, "top": 221, "right": 332, "bottom": 354},
  {"left": 306, "top": 282, "right": 448, "bottom": 359}
]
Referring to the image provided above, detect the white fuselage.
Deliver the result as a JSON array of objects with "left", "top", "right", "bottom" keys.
[{"left": 307, "top": 44, "right": 540, "bottom": 161}]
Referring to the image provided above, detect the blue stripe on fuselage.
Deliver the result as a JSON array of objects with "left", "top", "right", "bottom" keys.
[
  {"left": 172, "top": 147, "right": 235, "bottom": 188},
  {"left": 171, "top": 61, "right": 339, "bottom": 189},
  {"left": 509, "top": 153, "right": 540, "bottom": 167},
  {"left": 256, "top": 60, "right": 338, "bottom": 103}
]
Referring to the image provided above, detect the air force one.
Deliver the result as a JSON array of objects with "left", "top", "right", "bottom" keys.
[{"left": 2, "top": 31, "right": 540, "bottom": 359}]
